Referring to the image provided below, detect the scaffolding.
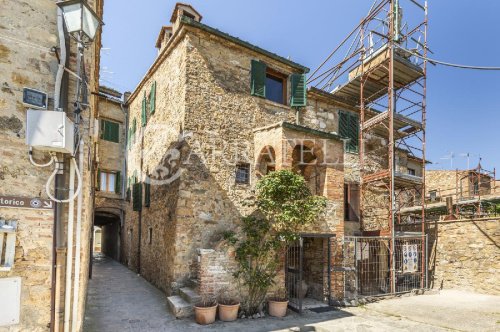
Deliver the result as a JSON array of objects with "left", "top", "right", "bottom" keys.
[{"left": 309, "top": 0, "right": 428, "bottom": 294}]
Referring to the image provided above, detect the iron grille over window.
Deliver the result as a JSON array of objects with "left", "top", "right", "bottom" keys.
[{"left": 235, "top": 163, "right": 250, "bottom": 184}]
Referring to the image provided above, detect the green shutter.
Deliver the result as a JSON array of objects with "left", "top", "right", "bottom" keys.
[
  {"left": 251, "top": 60, "right": 266, "bottom": 97},
  {"left": 149, "top": 81, "right": 156, "bottom": 114},
  {"left": 100, "top": 119, "right": 105, "bottom": 139},
  {"left": 339, "top": 111, "right": 359, "bottom": 153},
  {"left": 144, "top": 182, "right": 151, "bottom": 207},
  {"left": 101, "top": 120, "right": 120, "bottom": 143},
  {"left": 132, "top": 118, "right": 137, "bottom": 133},
  {"left": 349, "top": 113, "right": 359, "bottom": 152},
  {"left": 96, "top": 169, "right": 101, "bottom": 191},
  {"left": 133, "top": 182, "right": 142, "bottom": 211},
  {"left": 115, "top": 171, "right": 121, "bottom": 193},
  {"left": 141, "top": 94, "right": 147, "bottom": 127},
  {"left": 290, "top": 73, "right": 307, "bottom": 107}
]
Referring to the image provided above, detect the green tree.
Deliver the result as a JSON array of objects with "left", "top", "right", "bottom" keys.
[{"left": 224, "top": 170, "right": 326, "bottom": 315}]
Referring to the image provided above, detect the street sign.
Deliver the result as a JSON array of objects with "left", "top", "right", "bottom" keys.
[{"left": 0, "top": 196, "right": 53, "bottom": 210}]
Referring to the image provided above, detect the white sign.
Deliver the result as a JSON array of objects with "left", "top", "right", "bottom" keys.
[
  {"left": 0, "top": 277, "right": 21, "bottom": 326},
  {"left": 402, "top": 244, "right": 418, "bottom": 273}
]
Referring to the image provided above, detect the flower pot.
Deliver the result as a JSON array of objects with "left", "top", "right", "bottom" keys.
[
  {"left": 218, "top": 302, "right": 240, "bottom": 322},
  {"left": 194, "top": 304, "right": 218, "bottom": 325},
  {"left": 268, "top": 300, "right": 288, "bottom": 317}
]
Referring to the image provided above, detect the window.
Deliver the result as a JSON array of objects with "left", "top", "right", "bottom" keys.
[
  {"left": 408, "top": 168, "right": 416, "bottom": 176},
  {"left": 148, "top": 227, "right": 153, "bottom": 244},
  {"left": 100, "top": 119, "right": 120, "bottom": 143},
  {"left": 344, "top": 183, "right": 360, "bottom": 222},
  {"left": 265, "top": 70, "right": 286, "bottom": 104},
  {"left": 235, "top": 163, "right": 250, "bottom": 184},
  {"left": 98, "top": 170, "right": 121, "bottom": 193},
  {"left": 429, "top": 190, "right": 437, "bottom": 202},
  {"left": 250, "top": 60, "right": 306, "bottom": 106},
  {"left": 339, "top": 111, "right": 359, "bottom": 153},
  {"left": 132, "top": 182, "right": 142, "bottom": 211}
]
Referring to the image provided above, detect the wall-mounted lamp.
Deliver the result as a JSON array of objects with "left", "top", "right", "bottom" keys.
[{"left": 56, "top": 0, "right": 103, "bottom": 44}]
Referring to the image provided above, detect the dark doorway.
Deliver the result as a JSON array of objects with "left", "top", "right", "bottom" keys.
[
  {"left": 285, "top": 234, "right": 335, "bottom": 313},
  {"left": 93, "top": 212, "right": 121, "bottom": 262}
]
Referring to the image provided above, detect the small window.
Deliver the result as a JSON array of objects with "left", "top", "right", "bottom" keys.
[
  {"left": 235, "top": 163, "right": 250, "bottom": 184},
  {"left": 148, "top": 227, "right": 153, "bottom": 245},
  {"left": 100, "top": 171, "right": 117, "bottom": 192},
  {"left": 429, "top": 190, "right": 437, "bottom": 201},
  {"left": 265, "top": 70, "right": 286, "bottom": 104},
  {"left": 100, "top": 119, "right": 120, "bottom": 143},
  {"left": 408, "top": 168, "right": 416, "bottom": 176}
]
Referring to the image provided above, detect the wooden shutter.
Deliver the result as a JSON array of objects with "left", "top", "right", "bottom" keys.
[
  {"left": 115, "top": 171, "right": 121, "bottom": 193},
  {"left": 99, "top": 119, "right": 105, "bottom": 139},
  {"left": 251, "top": 60, "right": 266, "bottom": 97},
  {"left": 144, "top": 182, "right": 151, "bottom": 207},
  {"left": 290, "top": 73, "right": 307, "bottom": 107},
  {"left": 133, "top": 183, "right": 142, "bottom": 211},
  {"left": 339, "top": 111, "right": 359, "bottom": 153},
  {"left": 149, "top": 81, "right": 156, "bottom": 114},
  {"left": 141, "top": 94, "right": 147, "bottom": 127},
  {"left": 348, "top": 113, "right": 359, "bottom": 152},
  {"left": 96, "top": 169, "right": 101, "bottom": 191}
]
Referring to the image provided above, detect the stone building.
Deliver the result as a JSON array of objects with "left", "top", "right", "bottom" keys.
[
  {"left": 0, "top": 0, "right": 103, "bottom": 331},
  {"left": 122, "top": 3, "right": 424, "bottom": 314}
]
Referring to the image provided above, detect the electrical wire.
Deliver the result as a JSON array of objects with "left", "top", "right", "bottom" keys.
[
  {"left": 397, "top": 45, "right": 500, "bottom": 71},
  {"left": 29, "top": 148, "right": 55, "bottom": 167},
  {"left": 45, "top": 156, "right": 83, "bottom": 203}
]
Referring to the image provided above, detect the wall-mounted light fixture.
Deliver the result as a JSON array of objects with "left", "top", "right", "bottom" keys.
[{"left": 56, "top": 0, "right": 103, "bottom": 44}]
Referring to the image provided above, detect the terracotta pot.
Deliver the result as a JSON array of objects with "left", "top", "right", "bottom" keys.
[
  {"left": 194, "top": 304, "right": 218, "bottom": 325},
  {"left": 268, "top": 300, "right": 288, "bottom": 317},
  {"left": 218, "top": 302, "right": 240, "bottom": 322}
]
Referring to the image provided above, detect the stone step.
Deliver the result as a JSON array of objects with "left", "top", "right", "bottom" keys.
[
  {"left": 179, "top": 287, "right": 201, "bottom": 304},
  {"left": 167, "top": 295, "right": 193, "bottom": 318}
]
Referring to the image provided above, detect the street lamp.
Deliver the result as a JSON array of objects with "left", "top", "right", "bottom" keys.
[{"left": 56, "top": 0, "right": 103, "bottom": 44}]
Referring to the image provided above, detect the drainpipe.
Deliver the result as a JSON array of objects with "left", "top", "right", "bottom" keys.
[
  {"left": 71, "top": 139, "right": 84, "bottom": 332},
  {"left": 51, "top": 7, "right": 68, "bottom": 332},
  {"left": 63, "top": 159, "right": 76, "bottom": 332}
]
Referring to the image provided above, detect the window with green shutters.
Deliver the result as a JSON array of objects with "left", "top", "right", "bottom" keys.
[
  {"left": 251, "top": 60, "right": 266, "bottom": 98},
  {"left": 339, "top": 111, "right": 359, "bottom": 153},
  {"left": 149, "top": 81, "right": 156, "bottom": 114},
  {"left": 290, "top": 73, "right": 307, "bottom": 107},
  {"left": 144, "top": 182, "right": 151, "bottom": 207},
  {"left": 132, "top": 182, "right": 142, "bottom": 211},
  {"left": 141, "top": 94, "right": 147, "bottom": 127},
  {"left": 100, "top": 119, "right": 120, "bottom": 143}
]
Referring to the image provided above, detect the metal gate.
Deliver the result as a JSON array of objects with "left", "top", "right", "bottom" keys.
[
  {"left": 340, "top": 235, "right": 428, "bottom": 299},
  {"left": 285, "top": 234, "right": 334, "bottom": 313}
]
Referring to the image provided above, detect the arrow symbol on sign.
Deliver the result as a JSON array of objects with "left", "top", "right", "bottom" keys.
[{"left": 43, "top": 201, "right": 53, "bottom": 208}]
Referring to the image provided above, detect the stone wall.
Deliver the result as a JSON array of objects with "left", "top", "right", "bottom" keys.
[
  {"left": 123, "top": 34, "right": 188, "bottom": 294},
  {"left": 429, "top": 218, "right": 499, "bottom": 295},
  {"left": 0, "top": 0, "right": 102, "bottom": 330}
]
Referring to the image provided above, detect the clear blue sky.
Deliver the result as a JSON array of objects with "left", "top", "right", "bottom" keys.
[{"left": 100, "top": 1, "right": 500, "bottom": 172}]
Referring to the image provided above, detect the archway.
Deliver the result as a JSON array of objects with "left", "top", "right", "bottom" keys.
[
  {"left": 93, "top": 209, "right": 122, "bottom": 262},
  {"left": 291, "top": 141, "right": 325, "bottom": 195},
  {"left": 256, "top": 145, "right": 276, "bottom": 178}
]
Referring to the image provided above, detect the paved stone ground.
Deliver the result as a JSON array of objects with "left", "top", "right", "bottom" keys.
[{"left": 84, "top": 256, "right": 499, "bottom": 332}]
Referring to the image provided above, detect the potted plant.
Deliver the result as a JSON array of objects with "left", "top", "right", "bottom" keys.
[
  {"left": 223, "top": 170, "right": 326, "bottom": 317},
  {"left": 268, "top": 287, "right": 289, "bottom": 317},
  {"left": 194, "top": 296, "right": 217, "bottom": 325},
  {"left": 217, "top": 287, "right": 240, "bottom": 322}
]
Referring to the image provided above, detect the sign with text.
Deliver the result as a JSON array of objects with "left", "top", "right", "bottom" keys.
[{"left": 0, "top": 196, "right": 53, "bottom": 210}]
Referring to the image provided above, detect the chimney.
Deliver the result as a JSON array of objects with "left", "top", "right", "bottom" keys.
[
  {"left": 155, "top": 26, "right": 173, "bottom": 54},
  {"left": 170, "top": 3, "right": 202, "bottom": 34}
]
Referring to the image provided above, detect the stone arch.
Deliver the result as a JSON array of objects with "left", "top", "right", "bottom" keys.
[
  {"left": 290, "top": 140, "right": 326, "bottom": 195},
  {"left": 256, "top": 145, "right": 276, "bottom": 178}
]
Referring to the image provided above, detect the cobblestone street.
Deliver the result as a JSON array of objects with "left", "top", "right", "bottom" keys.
[{"left": 83, "top": 255, "right": 499, "bottom": 332}]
